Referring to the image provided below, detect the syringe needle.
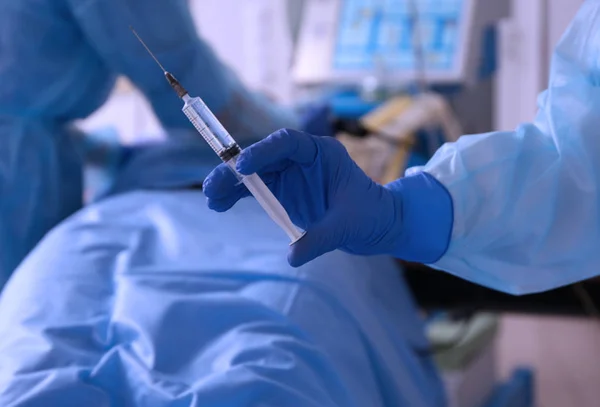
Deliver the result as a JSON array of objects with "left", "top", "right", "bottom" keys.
[
  {"left": 129, "top": 26, "right": 167, "bottom": 73},
  {"left": 128, "top": 25, "right": 304, "bottom": 244},
  {"left": 130, "top": 26, "right": 189, "bottom": 98}
]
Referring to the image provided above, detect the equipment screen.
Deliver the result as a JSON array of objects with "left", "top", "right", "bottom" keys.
[{"left": 333, "top": 0, "right": 464, "bottom": 73}]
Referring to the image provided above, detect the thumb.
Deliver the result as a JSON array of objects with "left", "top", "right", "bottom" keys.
[{"left": 287, "top": 212, "right": 343, "bottom": 267}]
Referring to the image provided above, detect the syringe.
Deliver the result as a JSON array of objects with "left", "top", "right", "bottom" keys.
[{"left": 131, "top": 28, "right": 305, "bottom": 244}]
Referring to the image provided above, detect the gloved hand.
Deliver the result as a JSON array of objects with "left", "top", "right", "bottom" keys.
[
  {"left": 298, "top": 102, "right": 335, "bottom": 138},
  {"left": 203, "top": 129, "right": 453, "bottom": 267}
]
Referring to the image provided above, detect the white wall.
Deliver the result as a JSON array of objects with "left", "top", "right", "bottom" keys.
[
  {"left": 190, "top": 0, "right": 294, "bottom": 102},
  {"left": 547, "top": 0, "right": 583, "bottom": 56},
  {"left": 495, "top": 0, "right": 546, "bottom": 131},
  {"left": 494, "top": 0, "right": 583, "bottom": 131}
]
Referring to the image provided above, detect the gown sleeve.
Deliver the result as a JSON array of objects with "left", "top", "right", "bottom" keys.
[{"left": 411, "top": 0, "right": 600, "bottom": 294}]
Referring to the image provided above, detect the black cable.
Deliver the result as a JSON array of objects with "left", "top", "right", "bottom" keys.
[
  {"left": 332, "top": 118, "right": 414, "bottom": 148},
  {"left": 572, "top": 283, "right": 600, "bottom": 319}
]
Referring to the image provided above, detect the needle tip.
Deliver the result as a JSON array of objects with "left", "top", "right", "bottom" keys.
[{"left": 129, "top": 26, "right": 168, "bottom": 73}]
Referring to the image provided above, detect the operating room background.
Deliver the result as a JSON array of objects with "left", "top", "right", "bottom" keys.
[
  {"left": 495, "top": 2, "right": 600, "bottom": 406},
  {"left": 79, "top": 1, "right": 599, "bottom": 406}
]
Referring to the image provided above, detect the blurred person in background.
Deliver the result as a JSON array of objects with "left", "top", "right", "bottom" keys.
[{"left": 0, "top": 0, "right": 328, "bottom": 289}]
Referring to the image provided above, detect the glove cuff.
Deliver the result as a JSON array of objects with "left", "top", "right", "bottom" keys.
[{"left": 385, "top": 172, "right": 454, "bottom": 263}]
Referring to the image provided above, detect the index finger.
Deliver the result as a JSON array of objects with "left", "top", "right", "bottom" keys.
[{"left": 236, "top": 129, "right": 318, "bottom": 175}]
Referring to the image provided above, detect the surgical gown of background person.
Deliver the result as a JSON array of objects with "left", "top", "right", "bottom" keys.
[
  {"left": 0, "top": 143, "right": 446, "bottom": 407},
  {"left": 411, "top": 0, "right": 600, "bottom": 295},
  {"left": 0, "top": 0, "right": 297, "bottom": 289}
]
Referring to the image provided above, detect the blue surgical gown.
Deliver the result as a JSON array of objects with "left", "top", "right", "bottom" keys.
[
  {"left": 411, "top": 0, "right": 600, "bottom": 294},
  {"left": 0, "top": 0, "right": 296, "bottom": 288},
  {"left": 0, "top": 142, "right": 445, "bottom": 406}
]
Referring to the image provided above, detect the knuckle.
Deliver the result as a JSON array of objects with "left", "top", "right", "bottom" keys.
[
  {"left": 271, "top": 128, "right": 292, "bottom": 141},
  {"left": 321, "top": 136, "right": 348, "bottom": 155}
]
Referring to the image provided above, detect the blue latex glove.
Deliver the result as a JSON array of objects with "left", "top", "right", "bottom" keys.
[
  {"left": 204, "top": 129, "right": 453, "bottom": 267},
  {"left": 298, "top": 102, "right": 334, "bottom": 138}
]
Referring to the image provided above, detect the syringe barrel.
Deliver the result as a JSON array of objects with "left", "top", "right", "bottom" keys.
[{"left": 182, "top": 95, "right": 236, "bottom": 157}]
